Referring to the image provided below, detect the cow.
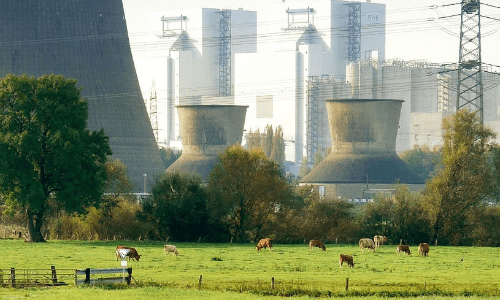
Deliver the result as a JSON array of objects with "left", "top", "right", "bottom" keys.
[
  {"left": 374, "top": 235, "right": 388, "bottom": 248},
  {"left": 116, "top": 246, "right": 141, "bottom": 261},
  {"left": 309, "top": 240, "right": 326, "bottom": 251},
  {"left": 339, "top": 254, "right": 355, "bottom": 268},
  {"left": 359, "top": 238, "right": 376, "bottom": 253},
  {"left": 164, "top": 244, "right": 179, "bottom": 256},
  {"left": 397, "top": 244, "right": 411, "bottom": 255},
  {"left": 256, "top": 238, "right": 272, "bottom": 251},
  {"left": 418, "top": 243, "right": 429, "bottom": 256}
]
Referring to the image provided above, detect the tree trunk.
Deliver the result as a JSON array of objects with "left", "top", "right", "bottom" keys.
[{"left": 26, "top": 207, "right": 46, "bottom": 243}]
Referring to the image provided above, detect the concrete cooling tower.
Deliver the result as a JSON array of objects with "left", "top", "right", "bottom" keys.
[
  {"left": 0, "top": 0, "right": 164, "bottom": 192},
  {"left": 301, "top": 99, "right": 420, "bottom": 184},
  {"left": 166, "top": 105, "right": 248, "bottom": 180}
]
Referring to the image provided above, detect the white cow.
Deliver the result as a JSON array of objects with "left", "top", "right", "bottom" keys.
[
  {"left": 374, "top": 235, "right": 387, "bottom": 248},
  {"left": 359, "top": 238, "right": 376, "bottom": 253},
  {"left": 164, "top": 244, "right": 179, "bottom": 256}
]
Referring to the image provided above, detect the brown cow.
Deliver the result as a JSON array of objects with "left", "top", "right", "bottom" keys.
[
  {"left": 374, "top": 235, "right": 387, "bottom": 248},
  {"left": 309, "top": 240, "right": 326, "bottom": 251},
  {"left": 397, "top": 245, "right": 411, "bottom": 255},
  {"left": 116, "top": 246, "right": 141, "bottom": 261},
  {"left": 418, "top": 243, "right": 429, "bottom": 256},
  {"left": 339, "top": 254, "right": 355, "bottom": 268},
  {"left": 256, "top": 238, "right": 272, "bottom": 251}
]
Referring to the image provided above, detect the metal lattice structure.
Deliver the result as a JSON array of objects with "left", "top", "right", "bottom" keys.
[
  {"left": 457, "top": 0, "right": 483, "bottom": 122},
  {"left": 347, "top": 2, "right": 362, "bottom": 63},
  {"left": 149, "top": 81, "right": 158, "bottom": 143},
  {"left": 307, "top": 77, "right": 320, "bottom": 165},
  {"left": 218, "top": 10, "right": 231, "bottom": 97}
]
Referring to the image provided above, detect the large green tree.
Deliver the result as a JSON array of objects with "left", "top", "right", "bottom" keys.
[
  {"left": 141, "top": 171, "right": 208, "bottom": 241},
  {"left": 207, "top": 145, "right": 293, "bottom": 242},
  {"left": 423, "top": 109, "right": 498, "bottom": 245},
  {"left": 0, "top": 74, "right": 111, "bottom": 242}
]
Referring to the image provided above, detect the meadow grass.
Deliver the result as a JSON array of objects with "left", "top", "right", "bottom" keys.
[{"left": 1, "top": 239, "right": 499, "bottom": 298}]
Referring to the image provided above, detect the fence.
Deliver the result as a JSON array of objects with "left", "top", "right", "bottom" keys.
[
  {"left": 74, "top": 268, "right": 132, "bottom": 285},
  {"left": 0, "top": 266, "right": 71, "bottom": 287}
]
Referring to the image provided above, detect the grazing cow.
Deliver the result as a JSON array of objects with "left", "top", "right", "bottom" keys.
[
  {"left": 116, "top": 246, "right": 141, "bottom": 261},
  {"left": 309, "top": 240, "right": 326, "bottom": 251},
  {"left": 359, "top": 238, "right": 376, "bottom": 253},
  {"left": 397, "top": 245, "right": 411, "bottom": 255},
  {"left": 256, "top": 238, "right": 272, "bottom": 251},
  {"left": 339, "top": 254, "right": 355, "bottom": 268},
  {"left": 418, "top": 243, "right": 429, "bottom": 256},
  {"left": 374, "top": 235, "right": 388, "bottom": 248},
  {"left": 164, "top": 244, "right": 179, "bottom": 256}
]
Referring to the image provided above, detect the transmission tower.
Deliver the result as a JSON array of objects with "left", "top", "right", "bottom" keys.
[
  {"left": 149, "top": 80, "right": 158, "bottom": 143},
  {"left": 457, "top": 0, "right": 484, "bottom": 122}
]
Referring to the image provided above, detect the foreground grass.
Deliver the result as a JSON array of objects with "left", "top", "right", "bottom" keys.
[{"left": 1, "top": 239, "right": 500, "bottom": 298}]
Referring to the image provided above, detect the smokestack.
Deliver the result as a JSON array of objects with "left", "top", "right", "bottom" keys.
[
  {"left": 166, "top": 105, "right": 248, "bottom": 180},
  {"left": 301, "top": 99, "right": 420, "bottom": 184},
  {"left": 0, "top": 0, "right": 164, "bottom": 192}
]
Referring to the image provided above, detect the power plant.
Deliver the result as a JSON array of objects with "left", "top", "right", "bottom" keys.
[
  {"left": 142, "top": 0, "right": 500, "bottom": 178},
  {"left": 166, "top": 105, "right": 248, "bottom": 180},
  {"left": 301, "top": 99, "right": 421, "bottom": 199},
  {"left": 0, "top": 0, "right": 165, "bottom": 192}
]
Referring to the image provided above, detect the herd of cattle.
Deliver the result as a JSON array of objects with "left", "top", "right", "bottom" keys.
[{"left": 114, "top": 236, "right": 430, "bottom": 268}]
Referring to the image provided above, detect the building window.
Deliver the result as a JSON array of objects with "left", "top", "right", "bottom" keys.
[{"left": 256, "top": 95, "right": 273, "bottom": 118}]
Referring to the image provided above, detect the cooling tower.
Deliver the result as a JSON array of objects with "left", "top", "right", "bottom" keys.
[
  {"left": 0, "top": 0, "right": 164, "bottom": 192},
  {"left": 301, "top": 99, "right": 420, "bottom": 184},
  {"left": 166, "top": 105, "right": 248, "bottom": 180}
]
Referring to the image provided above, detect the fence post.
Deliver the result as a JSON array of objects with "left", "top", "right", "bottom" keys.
[
  {"left": 51, "top": 266, "right": 58, "bottom": 285},
  {"left": 84, "top": 268, "right": 90, "bottom": 284},
  {"left": 198, "top": 275, "right": 203, "bottom": 289},
  {"left": 10, "top": 268, "right": 15, "bottom": 287},
  {"left": 271, "top": 277, "right": 275, "bottom": 290},
  {"left": 345, "top": 277, "right": 349, "bottom": 292},
  {"left": 126, "top": 268, "right": 132, "bottom": 285}
]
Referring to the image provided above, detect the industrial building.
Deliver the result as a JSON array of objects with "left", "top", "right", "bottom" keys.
[
  {"left": 144, "top": 0, "right": 500, "bottom": 179},
  {"left": 0, "top": 0, "right": 165, "bottom": 192},
  {"left": 166, "top": 105, "right": 248, "bottom": 181}
]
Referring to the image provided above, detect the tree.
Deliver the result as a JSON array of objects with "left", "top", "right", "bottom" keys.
[
  {"left": 207, "top": 145, "right": 293, "bottom": 242},
  {"left": 0, "top": 74, "right": 111, "bottom": 242},
  {"left": 140, "top": 171, "right": 208, "bottom": 241},
  {"left": 423, "top": 109, "right": 498, "bottom": 245},
  {"left": 399, "top": 145, "right": 441, "bottom": 181},
  {"left": 298, "top": 156, "right": 311, "bottom": 180},
  {"left": 245, "top": 125, "right": 286, "bottom": 168}
]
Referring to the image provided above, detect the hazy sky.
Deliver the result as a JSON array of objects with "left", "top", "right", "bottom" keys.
[{"left": 122, "top": 0, "right": 500, "bottom": 95}]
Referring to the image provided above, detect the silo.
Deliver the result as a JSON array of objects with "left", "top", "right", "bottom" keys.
[
  {"left": 166, "top": 105, "right": 248, "bottom": 180},
  {"left": 301, "top": 99, "right": 420, "bottom": 184},
  {"left": 0, "top": 0, "right": 164, "bottom": 192}
]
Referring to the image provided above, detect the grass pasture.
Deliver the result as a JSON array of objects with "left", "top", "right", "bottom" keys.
[{"left": 1, "top": 239, "right": 499, "bottom": 299}]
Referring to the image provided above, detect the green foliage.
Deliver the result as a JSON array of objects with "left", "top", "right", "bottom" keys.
[
  {"left": 423, "top": 110, "right": 498, "bottom": 245},
  {"left": 245, "top": 125, "right": 286, "bottom": 168},
  {"left": 45, "top": 197, "right": 148, "bottom": 240},
  {"left": 0, "top": 74, "right": 111, "bottom": 242},
  {"left": 356, "top": 185, "right": 430, "bottom": 245},
  {"left": 207, "top": 145, "right": 293, "bottom": 242},
  {"left": 159, "top": 147, "right": 181, "bottom": 169},
  {"left": 399, "top": 145, "right": 441, "bottom": 181},
  {"left": 141, "top": 172, "right": 208, "bottom": 241}
]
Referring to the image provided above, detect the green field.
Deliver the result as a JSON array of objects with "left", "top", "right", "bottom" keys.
[{"left": 1, "top": 239, "right": 499, "bottom": 299}]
